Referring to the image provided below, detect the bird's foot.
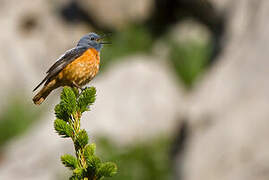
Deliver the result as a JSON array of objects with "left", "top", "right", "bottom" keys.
[
  {"left": 72, "top": 82, "right": 83, "bottom": 91},
  {"left": 81, "top": 86, "right": 88, "bottom": 91}
]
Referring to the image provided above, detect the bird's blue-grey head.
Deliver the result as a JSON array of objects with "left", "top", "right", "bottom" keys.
[{"left": 77, "top": 33, "right": 109, "bottom": 51}]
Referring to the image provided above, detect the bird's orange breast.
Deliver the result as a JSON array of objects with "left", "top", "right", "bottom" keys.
[{"left": 58, "top": 48, "right": 100, "bottom": 86}]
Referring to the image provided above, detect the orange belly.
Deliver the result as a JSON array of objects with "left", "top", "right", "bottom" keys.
[{"left": 57, "top": 48, "right": 100, "bottom": 86}]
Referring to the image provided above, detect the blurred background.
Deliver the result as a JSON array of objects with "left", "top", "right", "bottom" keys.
[{"left": 0, "top": 0, "right": 269, "bottom": 179}]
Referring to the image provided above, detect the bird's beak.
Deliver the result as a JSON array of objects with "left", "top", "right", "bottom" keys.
[{"left": 99, "top": 33, "right": 112, "bottom": 44}]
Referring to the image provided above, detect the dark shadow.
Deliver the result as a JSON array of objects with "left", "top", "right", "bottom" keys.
[
  {"left": 145, "top": 0, "right": 226, "bottom": 64},
  {"left": 170, "top": 119, "right": 189, "bottom": 180},
  {"left": 59, "top": 0, "right": 113, "bottom": 33}
]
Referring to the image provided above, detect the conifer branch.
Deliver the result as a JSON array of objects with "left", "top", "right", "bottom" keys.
[{"left": 54, "top": 87, "right": 117, "bottom": 180}]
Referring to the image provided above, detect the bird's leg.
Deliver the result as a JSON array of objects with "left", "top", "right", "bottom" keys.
[
  {"left": 72, "top": 81, "right": 83, "bottom": 91},
  {"left": 81, "top": 86, "right": 88, "bottom": 91}
]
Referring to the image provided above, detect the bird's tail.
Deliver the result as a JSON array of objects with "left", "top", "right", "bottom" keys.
[{"left": 33, "top": 80, "right": 56, "bottom": 105}]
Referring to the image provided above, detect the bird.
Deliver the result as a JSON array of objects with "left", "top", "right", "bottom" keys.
[{"left": 32, "top": 32, "right": 109, "bottom": 105}]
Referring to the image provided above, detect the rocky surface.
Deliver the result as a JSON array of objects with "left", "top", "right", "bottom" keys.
[
  {"left": 76, "top": 0, "right": 153, "bottom": 29},
  {"left": 85, "top": 56, "right": 184, "bottom": 144},
  {"left": 175, "top": 0, "right": 269, "bottom": 180}
]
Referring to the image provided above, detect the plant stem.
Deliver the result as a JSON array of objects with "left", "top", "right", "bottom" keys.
[{"left": 70, "top": 111, "right": 86, "bottom": 170}]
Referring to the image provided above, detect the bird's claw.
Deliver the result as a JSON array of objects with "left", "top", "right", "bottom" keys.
[{"left": 81, "top": 86, "right": 88, "bottom": 91}]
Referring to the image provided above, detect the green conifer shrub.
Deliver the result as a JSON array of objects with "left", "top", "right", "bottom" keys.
[{"left": 54, "top": 87, "right": 117, "bottom": 180}]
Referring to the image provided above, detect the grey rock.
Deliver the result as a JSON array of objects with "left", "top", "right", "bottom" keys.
[
  {"left": 76, "top": 0, "right": 153, "bottom": 29},
  {"left": 176, "top": 1, "right": 269, "bottom": 180},
  {"left": 85, "top": 56, "right": 184, "bottom": 144}
]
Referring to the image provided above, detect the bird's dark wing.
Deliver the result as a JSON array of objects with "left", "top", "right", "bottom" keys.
[{"left": 33, "top": 46, "right": 88, "bottom": 92}]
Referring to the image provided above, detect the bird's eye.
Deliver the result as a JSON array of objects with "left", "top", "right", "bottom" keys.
[{"left": 90, "top": 37, "right": 94, "bottom": 40}]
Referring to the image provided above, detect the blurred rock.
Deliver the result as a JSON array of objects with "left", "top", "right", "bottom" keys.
[
  {"left": 76, "top": 0, "right": 153, "bottom": 29},
  {"left": 152, "top": 19, "right": 211, "bottom": 60},
  {"left": 210, "top": 0, "right": 234, "bottom": 12},
  {"left": 87, "top": 56, "right": 184, "bottom": 144},
  {"left": 169, "top": 19, "right": 211, "bottom": 45},
  {"left": 0, "top": 56, "right": 184, "bottom": 179},
  {"left": 175, "top": 1, "right": 269, "bottom": 180},
  {"left": 0, "top": 112, "right": 71, "bottom": 180}
]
